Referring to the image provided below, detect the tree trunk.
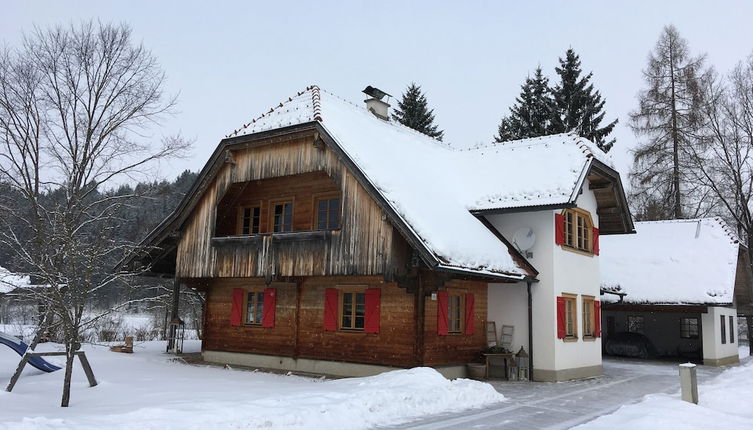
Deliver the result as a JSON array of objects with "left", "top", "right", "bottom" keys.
[
  {"left": 669, "top": 35, "right": 682, "bottom": 219},
  {"left": 60, "top": 347, "right": 74, "bottom": 407}
]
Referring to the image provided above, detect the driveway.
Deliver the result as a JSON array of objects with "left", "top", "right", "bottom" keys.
[{"left": 384, "top": 358, "right": 729, "bottom": 430}]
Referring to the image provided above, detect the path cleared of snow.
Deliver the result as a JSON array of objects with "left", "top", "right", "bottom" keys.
[
  {"left": 0, "top": 341, "right": 503, "bottom": 429},
  {"left": 575, "top": 356, "right": 753, "bottom": 429}
]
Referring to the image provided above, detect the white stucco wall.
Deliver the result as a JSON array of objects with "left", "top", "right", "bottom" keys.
[
  {"left": 702, "top": 306, "right": 739, "bottom": 363},
  {"left": 486, "top": 179, "right": 603, "bottom": 379},
  {"left": 487, "top": 282, "right": 529, "bottom": 353}
]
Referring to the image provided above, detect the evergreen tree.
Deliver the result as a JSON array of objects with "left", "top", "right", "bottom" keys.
[
  {"left": 391, "top": 83, "right": 444, "bottom": 141},
  {"left": 629, "top": 25, "right": 708, "bottom": 220},
  {"left": 494, "top": 67, "right": 555, "bottom": 142},
  {"left": 551, "top": 49, "right": 618, "bottom": 152}
]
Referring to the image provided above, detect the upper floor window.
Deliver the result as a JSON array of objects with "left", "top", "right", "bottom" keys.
[
  {"left": 316, "top": 197, "right": 340, "bottom": 230},
  {"left": 565, "top": 209, "right": 592, "bottom": 252},
  {"left": 239, "top": 206, "right": 261, "bottom": 235},
  {"left": 556, "top": 208, "right": 598, "bottom": 255},
  {"left": 272, "top": 202, "right": 293, "bottom": 232}
]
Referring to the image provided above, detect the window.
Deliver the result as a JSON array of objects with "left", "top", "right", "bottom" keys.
[
  {"left": 562, "top": 209, "right": 593, "bottom": 253},
  {"left": 315, "top": 197, "right": 340, "bottom": 230},
  {"left": 582, "top": 296, "right": 595, "bottom": 338},
  {"left": 557, "top": 294, "right": 578, "bottom": 340},
  {"left": 680, "top": 317, "right": 699, "bottom": 339},
  {"left": 447, "top": 293, "right": 463, "bottom": 334},
  {"left": 340, "top": 290, "right": 365, "bottom": 331},
  {"left": 245, "top": 290, "right": 265, "bottom": 325},
  {"left": 730, "top": 316, "right": 735, "bottom": 343},
  {"left": 628, "top": 315, "right": 644, "bottom": 334},
  {"left": 239, "top": 206, "right": 261, "bottom": 235},
  {"left": 272, "top": 202, "right": 293, "bottom": 232},
  {"left": 721, "top": 315, "right": 727, "bottom": 344}
]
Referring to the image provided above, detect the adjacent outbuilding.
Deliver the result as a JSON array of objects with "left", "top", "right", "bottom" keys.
[{"left": 600, "top": 218, "right": 752, "bottom": 365}]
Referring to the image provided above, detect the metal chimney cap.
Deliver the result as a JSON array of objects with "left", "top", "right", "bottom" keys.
[{"left": 362, "top": 86, "right": 392, "bottom": 101}]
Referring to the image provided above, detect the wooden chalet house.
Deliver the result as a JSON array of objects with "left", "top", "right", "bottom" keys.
[{"left": 127, "top": 86, "right": 633, "bottom": 381}]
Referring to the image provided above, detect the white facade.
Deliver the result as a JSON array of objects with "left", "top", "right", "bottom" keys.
[
  {"left": 487, "top": 179, "right": 602, "bottom": 381},
  {"left": 702, "top": 306, "right": 739, "bottom": 365}
]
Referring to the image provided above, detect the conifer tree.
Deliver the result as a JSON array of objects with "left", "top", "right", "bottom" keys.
[
  {"left": 551, "top": 49, "right": 618, "bottom": 152},
  {"left": 494, "top": 67, "right": 555, "bottom": 142},
  {"left": 391, "top": 83, "right": 444, "bottom": 141},
  {"left": 629, "top": 25, "right": 708, "bottom": 220}
]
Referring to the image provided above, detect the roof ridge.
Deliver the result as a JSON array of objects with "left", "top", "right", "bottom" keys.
[
  {"left": 635, "top": 217, "right": 740, "bottom": 244},
  {"left": 225, "top": 85, "right": 321, "bottom": 138}
]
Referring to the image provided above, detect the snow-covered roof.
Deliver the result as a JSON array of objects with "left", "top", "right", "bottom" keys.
[
  {"left": 0, "top": 266, "right": 30, "bottom": 294},
  {"left": 600, "top": 218, "right": 741, "bottom": 305},
  {"left": 224, "top": 86, "right": 616, "bottom": 278}
]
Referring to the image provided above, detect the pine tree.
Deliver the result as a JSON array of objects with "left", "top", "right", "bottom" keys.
[
  {"left": 551, "top": 49, "right": 618, "bottom": 152},
  {"left": 494, "top": 67, "right": 555, "bottom": 142},
  {"left": 391, "top": 83, "right": 444, "bottom": 141},
  {"left": 629, "top": 25, "right": 708, "bottom": 220}
]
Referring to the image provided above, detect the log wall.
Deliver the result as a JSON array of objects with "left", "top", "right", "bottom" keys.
[{"left": 201, "top": 275, "right": 489, "bottom": 368}]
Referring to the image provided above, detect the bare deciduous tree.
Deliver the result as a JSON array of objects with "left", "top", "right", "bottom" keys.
[{"left": 0, "top": 21, "right": 188, "bottom": 407}]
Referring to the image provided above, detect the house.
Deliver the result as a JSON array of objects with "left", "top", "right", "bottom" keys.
[
  {"left": 0, "top": 266, "right": 31, "bottom": 325},
  {"left": 126, "top": 85, "right": 633, "bottom": 381},
  {"left": 600, "top": 218, "right": 753, "bottom": 365}
]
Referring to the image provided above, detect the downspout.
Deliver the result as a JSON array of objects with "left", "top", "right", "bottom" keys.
[{"left": 527, "top": 280, "right": 534, "bottom": 379}]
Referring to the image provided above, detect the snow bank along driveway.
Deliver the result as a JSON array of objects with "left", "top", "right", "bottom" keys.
[
  {"left": 576, "top": 356, "right": 753, "bottom": 429},
  {"left": 0, "top": 341, "right": 504, "bottom": 429}
]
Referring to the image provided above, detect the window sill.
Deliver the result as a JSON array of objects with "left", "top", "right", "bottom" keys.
[
  {"left": 563, "top": 336, "right": 578, "bottom": 343},
  {"left": 560, "top": 245, "right": 594, "bottom": 257},
  {"left": 583, "top": 336, "right": 597, "bottom": 342}
]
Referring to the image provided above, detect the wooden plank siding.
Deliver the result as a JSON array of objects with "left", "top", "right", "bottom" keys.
[
  {"left": 175, "top": 135, "right": 410, "bottom": 279},
  {"left": 202, "top": 276, "right": 489, "bottom": 367},
  {"left": 422, "top": 279, "right": 488, "bottom": 366}
]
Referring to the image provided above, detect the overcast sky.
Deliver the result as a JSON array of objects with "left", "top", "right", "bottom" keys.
[{"left": 3, "top": 1, "right": 753, "bottom": 183}]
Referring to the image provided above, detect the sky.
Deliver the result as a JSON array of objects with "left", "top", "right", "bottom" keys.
[{"left": 2, "top": 1, "right": 753, "bottom": 184}]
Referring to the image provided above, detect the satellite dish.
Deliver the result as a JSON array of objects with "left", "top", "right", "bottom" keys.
[{"left": 512, "top": 227, "right": 536, "bottom": 252}]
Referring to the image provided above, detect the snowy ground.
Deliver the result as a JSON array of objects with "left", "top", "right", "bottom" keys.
[
  {"left": 391, "top": 348, "right": 750, "bottom": 430},
  {"left": 0, "top": 341, "right": 502, "bottom": 429},
  {"left": 575, "top": 346, "right": 753, "bottom": 429}
]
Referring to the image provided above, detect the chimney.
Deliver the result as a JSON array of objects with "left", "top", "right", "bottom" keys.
[{"left": 362, "top": 86, "right": 392, "bottom": 121}]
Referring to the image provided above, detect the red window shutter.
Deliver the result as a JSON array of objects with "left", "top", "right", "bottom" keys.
[
  {"left": 323, "top": 288, "right": 338, "bottom": 331},
  {"left": 556, "top": 296, "right": 566, "bottom": 338},
  {"left": 594, "top": 300, "right": 602, "bottom": 337},
  {"left": 592, "top": 227, "right": 600, "bottom": 255},
  {"left": 464, "top": 293, "right": 475, "bottom": 335},
  {"left": 555, "top": 213, "right": 565, "bottom": 245},
  {"left": 230, "top": 288, "right": 244, "bottom": 326},
  {"left": 262, "top": 288, "right": 276, "bottom": 328},
  {"left": 364, "top": 288, "right": 381, "bottom": 333},
  {"left": 437, "top": 291, "right": 449, "bottom": 336}
]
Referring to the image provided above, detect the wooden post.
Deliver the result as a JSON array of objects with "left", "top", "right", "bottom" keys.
[
  {"left": 76, "top": 352, "right": 98, "bottom": 387},
  {"left": 679, "top": 363, "right": 699, "bottom": 404},
  {"left": 414, "top": 272, "right": 425, "bottom": 367},
  {"left": 5, "top": 354, "right": 30, "bottom": 392},
  {"left": 167, "top": 277, "right": 181, "bottom": 353}
]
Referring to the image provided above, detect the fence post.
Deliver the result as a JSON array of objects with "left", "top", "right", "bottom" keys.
[{"left": 679, "top": 363, "right": 698, "bottom": 404}]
